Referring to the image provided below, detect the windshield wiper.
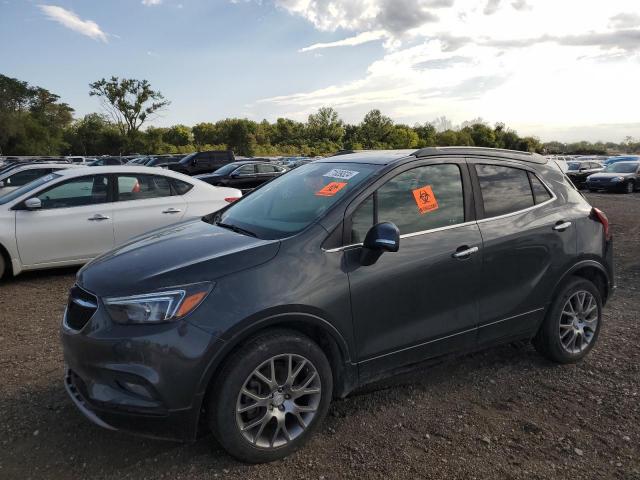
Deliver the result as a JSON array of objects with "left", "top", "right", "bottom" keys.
[{"left": 216, "top": 221, "right": 257, "bottom": 238}]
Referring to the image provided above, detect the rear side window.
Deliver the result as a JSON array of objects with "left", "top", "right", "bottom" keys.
[
  {"left": 117, "top": 174, "right": 172, "bottom": 201},
  {"left": 528, "top": 172, "right": 552, "bottom": 204},
  {"left": 171, "top": 179, "right": 193, "bottom": 195},
  {"left": 257, "top": 164, "right": 277, "bottom": 173},
  {"left": 475, "top": 165, "right": 534, "bottom": 217},
  {"left": 349, "top": 164, "right": 465, "bottom": 241}
]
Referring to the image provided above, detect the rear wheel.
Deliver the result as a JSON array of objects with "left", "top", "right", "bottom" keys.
[
  {"left": 0, "top": 255, "right": 5, "bottom": 279},
  {"left": 533, "top": 277, "right": 602, "bottom": 363},
  {"left": 208, "top": 330, "right": 333, "bottom": 463}
]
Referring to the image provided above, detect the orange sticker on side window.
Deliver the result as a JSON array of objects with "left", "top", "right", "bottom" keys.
[
  {"left": 316, "top": 181, "right": 347, "bottom": 197},
  {"left": 412, "top": 185, "right": 439, "bottom": 214}
]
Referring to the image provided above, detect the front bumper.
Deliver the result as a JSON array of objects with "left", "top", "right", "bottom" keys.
[
  {"left": 586, "top": 179, "right": 627, "bottom": 191},
  {"left": 61, "top": 287, "right": 226, "bottom": 442}
]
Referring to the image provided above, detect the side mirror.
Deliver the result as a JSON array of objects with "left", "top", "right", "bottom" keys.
[
  {"left": 360, "top": 222, "right": 400, "bottom": 266},
  {"left": 24, "top": 197, "right": 42, "bottom": 210}
]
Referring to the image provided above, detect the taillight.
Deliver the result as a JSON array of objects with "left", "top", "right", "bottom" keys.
[
  {"left": 224, "top": 197, "right": 240, "bottom": 203},
  {"left": 591, "top": 207, "right": 611, "bottom": 240}
]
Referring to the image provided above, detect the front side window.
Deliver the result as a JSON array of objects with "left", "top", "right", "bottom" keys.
[
  {"left": 36, "top": 175, "right": 109, "bottom": 209},
  {"left": 257, "top": 164, "right": 278, "bottom": 173},
  {"left": 235, "top": 164, "right": 256, "bottom": 175},
  {"left": 349, "top": 164, "right": 465, "bottom": 242},
  {"left": 216, "top": 162, "right": 379, "bottom": 239},
  {"left": 476, "top": 164, "right": 534, "bottom": 217},
  {"left": 117, "top": 174, "right": 172, "bottom": 201}
]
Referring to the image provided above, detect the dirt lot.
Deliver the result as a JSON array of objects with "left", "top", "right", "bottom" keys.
[{"left": 1, "top": 192, "right": 639, "bottom": 480}]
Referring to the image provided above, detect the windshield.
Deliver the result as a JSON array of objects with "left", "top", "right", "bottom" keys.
[
  {"left": 211, "top": 162, "right": 379, "bottom": 239},
  {"left": 567, "top": 162, "right": 580, "bottom": 171},
  {"left": 212, "top": 163, "right": 242, "bottom": 175},
  {"left": 0, "top": 173, "right": 61, "bottom": 204},
  {"left": 603, "top": 162, "right": 638, "bottom": 173}
]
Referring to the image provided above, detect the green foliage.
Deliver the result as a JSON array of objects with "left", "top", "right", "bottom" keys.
[
  {"left": 2, "top": 74, "right": 636, "bottom": 157},
  {"left": 89, "top": 77, "right": 170, "bottom": 137}
]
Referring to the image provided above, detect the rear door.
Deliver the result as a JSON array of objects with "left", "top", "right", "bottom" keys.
[
  {"left": 111, "top": 173, "right": 187, "bottom": 244},
  {"left": 469, "top": 159, "right": 577, "bottom": 345},
  {"left": 15, "top": 174, "right": 114, "bottom": 266},
  {"left": 345, "top": 159, "right": 482, "bottom": 379}
]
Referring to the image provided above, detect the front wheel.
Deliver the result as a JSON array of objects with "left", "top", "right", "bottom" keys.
[
  {"left": 625, "top": 181, "right": 635, "bottom": 194},
  {"left": 208, "top": 330, "right": 333, "bottom": 463},
  {"left": 0, "top": 255, "right": 5, "bottom": 279},
  {"left": 533, "top": 277, "right": 602, "bottom": 363}
]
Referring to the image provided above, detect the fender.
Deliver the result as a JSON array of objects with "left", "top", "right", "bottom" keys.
[
  {"left": 194, "top": 309, "right": 355, "bottom": 397},
  {"left": 551, "top": 258, "right": 612, "bottom": 303}
]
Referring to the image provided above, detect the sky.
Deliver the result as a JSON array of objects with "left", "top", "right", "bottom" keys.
[{"left": 1, "top": 0, "right": 640, "bottom": 142}]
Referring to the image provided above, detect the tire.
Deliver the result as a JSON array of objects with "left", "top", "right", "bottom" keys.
[
  {"left": 208, "top": 329, "right": 333, "bottom": 463},
  {"left": 533, "top": 277, "right": 602, "bottom": 364},
  {"left": 0, "top": 255, "right": 5, "bottom": 279},
  {"left": 625, "top": 181, "right": 635, "bottom": 194}
]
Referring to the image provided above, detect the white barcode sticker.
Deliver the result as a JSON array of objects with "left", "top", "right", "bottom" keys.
[{"left": 324, "top": 168, "right": 359, "bottom": 180}]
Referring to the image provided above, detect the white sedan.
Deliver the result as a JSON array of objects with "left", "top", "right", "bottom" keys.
[{"left": 0, "top": 166, "right": 241, "bottom": 278}]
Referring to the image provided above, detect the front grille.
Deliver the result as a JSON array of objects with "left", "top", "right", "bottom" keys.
[{"left": 65, "top": 285, "right": 98, "bottom": 331}]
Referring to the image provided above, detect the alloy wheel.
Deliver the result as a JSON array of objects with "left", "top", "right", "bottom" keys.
[
  {"left": 235, "top": 354, "right": 322, "bottom": 449},
  {"left": 559, "top": 290, "right": 599, "bottom": 354}
]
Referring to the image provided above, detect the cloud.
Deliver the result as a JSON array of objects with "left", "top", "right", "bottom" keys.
[
  {"left": 483, "top": 0, "right": 501, "bottom": 15},
  {"left": 38, "top": 5, "right": 108, "bottom": 42},
  {"left": 142, "top": 0, "right": 162, "bottom": 5},
  {"left": 484, "top": 29, "right": 640, "bottom": 52},
  {"left": 299, "top": 30, "right": 386, "bottom": 52},
  {"left": 274, "top": 0, "right": 452, "bottom": 34},
  {"left": 511, "top": 0, "right": 532, "bottom": 11},
  {"left": 414, "top": 55, "right": 473, "bottom": 69},
  {"left": 609, "top": 12, "right": 640, "bottom": 29}
]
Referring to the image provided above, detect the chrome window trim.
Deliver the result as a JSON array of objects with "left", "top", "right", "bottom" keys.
[{"left": 324, "top": 167, "right": 556, "bottom": 253}]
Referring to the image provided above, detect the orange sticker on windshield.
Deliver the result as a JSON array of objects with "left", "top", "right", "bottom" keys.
[
  {"left": 316, "top": 182, "right": 347, "bottom": 197},
  {"left": 412, "top": 185, "right": 439, "bottom": 214}
]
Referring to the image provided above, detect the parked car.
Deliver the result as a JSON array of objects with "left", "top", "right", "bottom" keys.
[
  {"left": 586, "top": 161, "right": 640, "bottom": 193},
  {"left": 0, "top": 163, "right": 78, "bottom": 196},
  {"left": 169, "top": 150, "right": 235, "bottom": 176},
  {"left": 0, "top": 166, "right": 241, "bottom": 278},
  {"left": 89, "top": 157, "right": 124, "bottom": 166},
  {"left": 66, "top": 156, "right": 90, "bottom": 165},
  {"left": 61, "top": 147, "right": 613, "bottom": 463},
  {"left": 144, "top": 156, "right": 183, "bottom": 168},
  {"left": 195, "top": 161, "right": 287, "bottom": 190},
  {"left": 565, "top": 160, "right": 603, "bottom": 189},
  {"left": 603, "top": 155, "right": 640, "bottom": 166}
]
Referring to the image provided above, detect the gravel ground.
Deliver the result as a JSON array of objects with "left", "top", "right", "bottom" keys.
[{"left": 0, "top": 192, "right": 639, "bottom": 480}]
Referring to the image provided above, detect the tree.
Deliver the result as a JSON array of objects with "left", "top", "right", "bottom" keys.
[
  {"left": 358, "top": 109, "right": 394, "bottom": 148},
  {"left": 164, "top": 124, "right": 192, "bottom": 147},
  {"left": 64, "top": 113, "right": 122, "bottom": 155},
  {"left": 306, "top": 107, "right": 344, "bottom": 144},
  {"left": 388, "top": 125, "right": 419, "bottom": 149},
  {"left": 192, "top": 122, "right": 218, "bottom": 147},
  {"left": 89, "top": 77, "right": 169, "bottom": 138}
]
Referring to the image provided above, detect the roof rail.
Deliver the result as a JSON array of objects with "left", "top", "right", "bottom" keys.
[{"left": 413, "top": 146, "right": 546, "bottom": 164}]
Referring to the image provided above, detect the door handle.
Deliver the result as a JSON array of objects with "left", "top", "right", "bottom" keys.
[
  {"left": 162, "top": 208, "right": 182, "bottom": 214},
  {"left": 452, "top": 246, "right": 479, "bottom": 259},
  {"left": 88, "top": 214, "right": 110, "bottom": 221},
  {"left": 553, "top": 221, "right": 572, "bottom": 232}
]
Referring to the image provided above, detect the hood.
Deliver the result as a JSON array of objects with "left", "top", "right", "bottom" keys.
[
  {"left": 77, "top": 219, "right": 280, "bottom": 297},
  {"left": 588, "top": 172, "right": 634, "bottom": 179}
]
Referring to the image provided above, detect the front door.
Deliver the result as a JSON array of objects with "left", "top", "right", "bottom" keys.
[
  {"left": 15, "top": 174, "right": 114, "bottom": 266},
  {"left": 345, "top": 160, "right": 482, "bottom": 380}
]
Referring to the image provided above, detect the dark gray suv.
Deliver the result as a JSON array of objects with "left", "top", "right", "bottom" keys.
[{"left": 62, "top": 147, "right": 614, "bottom": 463}]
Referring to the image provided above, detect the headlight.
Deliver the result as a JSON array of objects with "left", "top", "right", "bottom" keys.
[
  {"left": 611, "top": 176, "right": 624, "bottom": 182},
  {"left": 104, "top": 282, "right": 213, "bottom": 324}
]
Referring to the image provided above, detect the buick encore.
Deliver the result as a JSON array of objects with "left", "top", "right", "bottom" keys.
[{"left": 62, "top": 147, "right": 614, "bottom": 463}]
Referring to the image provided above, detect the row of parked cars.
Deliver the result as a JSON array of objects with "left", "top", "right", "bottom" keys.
[
  {"left": 0, "top": 150, "right": 307, "bottom": 279},
  {"left": 559, "top": 155, "right": 640, "bottom": 193}
]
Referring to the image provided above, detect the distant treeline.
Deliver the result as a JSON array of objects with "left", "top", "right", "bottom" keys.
[{"left": 1, "top": 73, "right": 637, "bottom": 157}]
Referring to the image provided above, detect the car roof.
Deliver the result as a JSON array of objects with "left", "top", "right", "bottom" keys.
[
  {"left": 319, "top": 147, "right": 546, "bottom": 166},
  {"left": 54, "top": 166, "right": 194, "bottom": 179},
  {"left": 7, "top": 163, "right": 78, "bottom": 170}
]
